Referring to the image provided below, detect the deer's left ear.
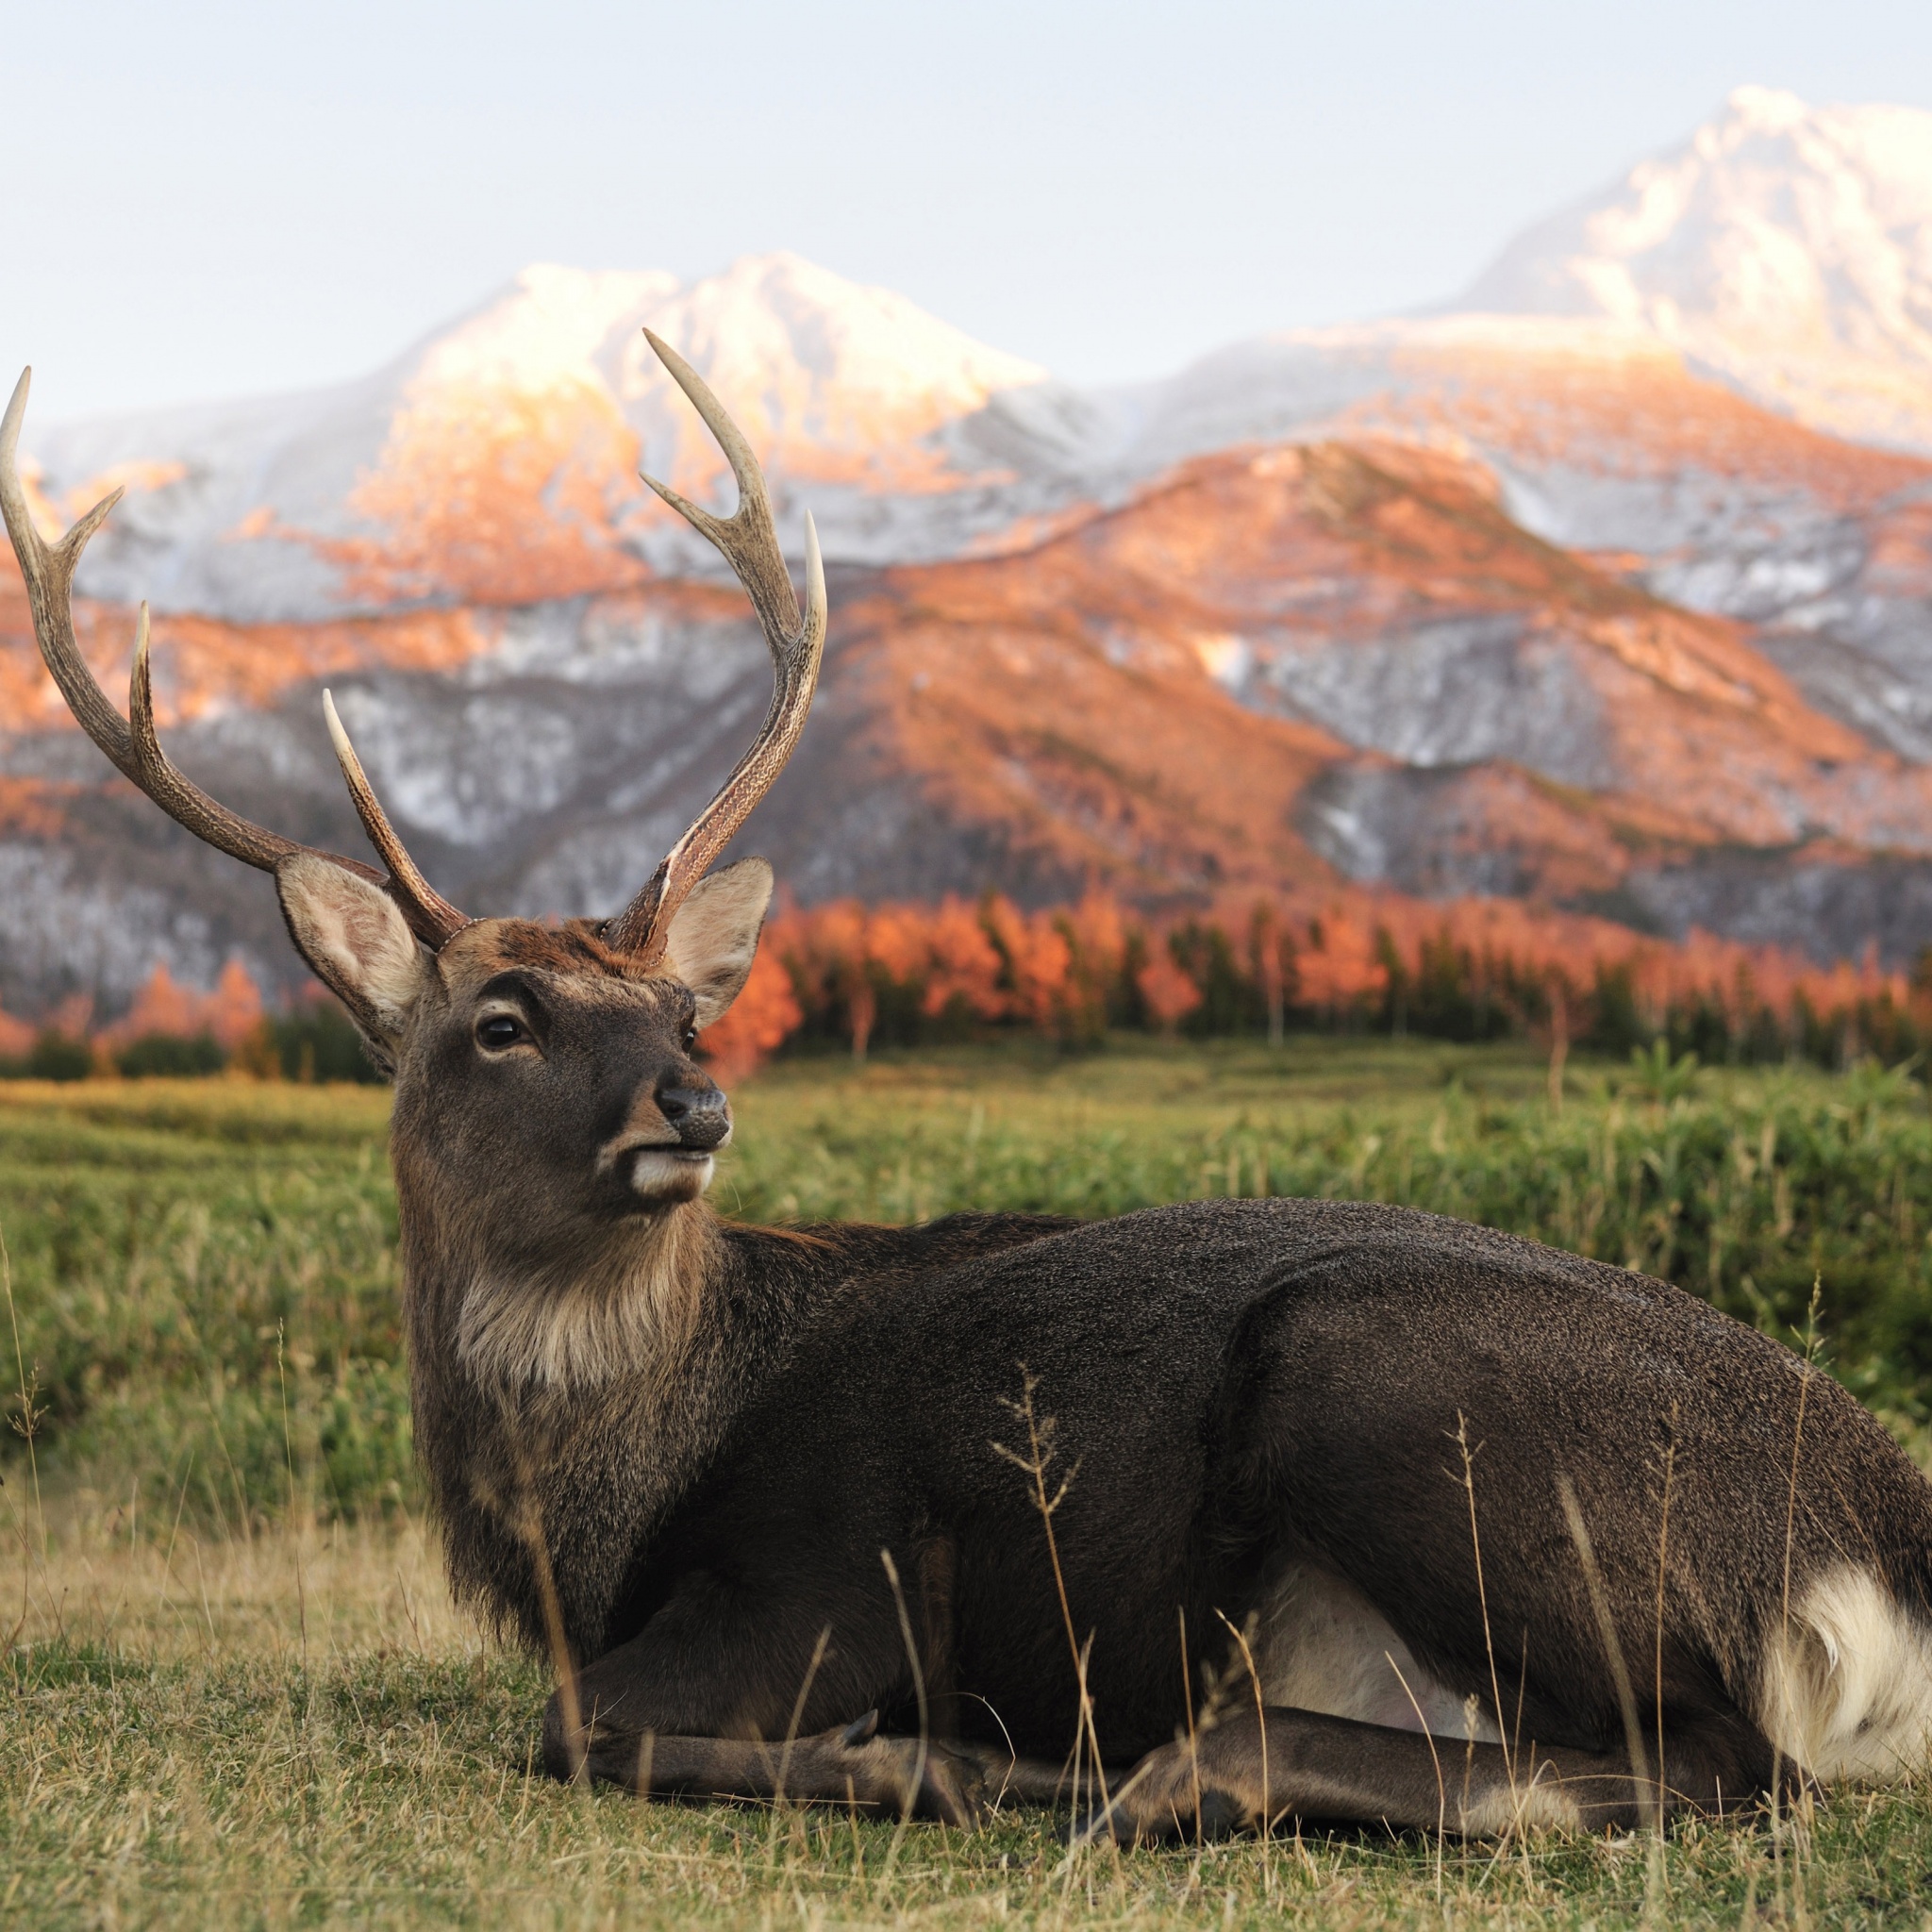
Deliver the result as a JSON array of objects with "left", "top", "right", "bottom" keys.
[
  {"left": 275, "top": 853, "right": 428, "bottom": 1064},
  {"left": 661, "top": 858, "right": 774, "bottom": 1028}
]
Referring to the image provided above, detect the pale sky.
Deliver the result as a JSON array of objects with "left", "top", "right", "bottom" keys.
[{"left": 6, "top": 0, "right": 1932, "bottom": 423}]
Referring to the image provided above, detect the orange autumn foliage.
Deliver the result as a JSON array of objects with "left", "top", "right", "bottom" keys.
[
  {"left": 695, "top": 885, "right": 1928, "bottom": 1077},
  {"left": 99, "top": 959, "right": 266, "bottom": 1053},
  {"left": 10, "top": 886, "right": 1926, "bottom": 1085},
  {"left": 981, "top": 898, "right": 1074, "bottom": 1030},
  {"left": 919, "top": 900, "right": 1006, "bottom": 1019},
  {"left": 1136, "top": 951, "right": 1204, "bottom": 1032},
  {"left": 0, "top": 1003, "right": 33, "bottom": 1058}
]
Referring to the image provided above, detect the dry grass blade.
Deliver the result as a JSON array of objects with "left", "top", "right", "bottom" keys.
[
  {"left": 3, "top": 1218, "right": 49, "bottom": 1645},
  {"left": 1385, "top": 1650, "right": 1448, "bottom": 1901},
  {"left": 992, "top": 1371, "right": 1114, "bottom": 1848},
  {"left": 878, "top": 1547, "right": 929, "bottom": 1877},
  {"left": 1557, "top": 1472, "right": 1667, "bottom": 1916}
]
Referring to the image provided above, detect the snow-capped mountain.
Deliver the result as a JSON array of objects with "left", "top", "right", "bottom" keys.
[
  {"left": 8, "top": 89, "right": 1932, "bottom": 1014},
  {"left": 24, "top": 253, "right": 1064, "bottom": 624},
  {"left": 1457, "top": 85, "right": 1932, "bottom": 453},
  {"left": 22, "top": 89, "right": 1932, "bottom": 625}
]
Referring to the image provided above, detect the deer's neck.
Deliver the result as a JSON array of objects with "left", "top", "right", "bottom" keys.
[
  {"left": 394, "top": 1195, "right": 1069, "bottom": 1659},
  {"left": 450, "top": 1197, "right": 722, "bottom": 1394},
  {"left": 396, "top": 1191, "right": 829, "bottom": 1656}
]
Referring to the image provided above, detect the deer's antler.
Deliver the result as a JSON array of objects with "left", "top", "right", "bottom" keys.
[
  {"left": 4, "top": 343, "right": 817, "bottom": 967},
  {"left": 0, "top": 366, "right": 469, "bottom": 949},
  {"left": 600, "top": 330, "right": 825, "bottom": 965}
]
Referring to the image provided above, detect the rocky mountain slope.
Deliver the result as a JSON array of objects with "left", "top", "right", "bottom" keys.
[{"left": 7, "top": 89, "right": 1932, "bottom": 1015}]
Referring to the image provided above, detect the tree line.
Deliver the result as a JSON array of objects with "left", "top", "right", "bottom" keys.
[{"left": 4, "top": 889, "right": 1923, "bottom": 1083}]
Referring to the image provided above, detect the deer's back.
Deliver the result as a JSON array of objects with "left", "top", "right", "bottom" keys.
[{"left": 639, "top": 1198, "right": 1932, "bottom": 1758}]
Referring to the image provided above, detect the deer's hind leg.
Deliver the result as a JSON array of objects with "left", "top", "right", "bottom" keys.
[{"left": 1081, "top": 1706, "right": 1680, "bottom": 1843}]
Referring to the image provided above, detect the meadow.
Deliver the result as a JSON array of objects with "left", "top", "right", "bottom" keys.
[{"left": 6, "top": 1038, "right": 1932, "bottom": 1926}]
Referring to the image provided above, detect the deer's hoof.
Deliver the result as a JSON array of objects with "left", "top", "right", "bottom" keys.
[
  {"left": 1072, "top": 1740, "right": 1258, "bottom": 1847},
  {"left": 823, "top": 1725, "right": 987, "bottom": 1829}
]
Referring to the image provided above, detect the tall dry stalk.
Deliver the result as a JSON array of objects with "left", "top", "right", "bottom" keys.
[
  {"left": 1557, "top": 1473, "right": 1665, "bottom": 1918},
  {"left": 1177, "top": 1606, "right": 1205, "bottom": 1843},
  {"left": 765, "top": 1624, "right": 831, "bottom": 1871},
  {"left": 876, "top": 1548, "right": 934, "bottom": 1881},
  {"left": 1454, "top": 1413, "right": 1541, "bottom": 1883},
  {"left": 991, "top": 1372, "right": 1111, "bottom": 1832},
  {"left": 1770, "top": 1283, "right": 1824, "bottom": 1928},
  {"left": 1385, "top": 1651, "right": 1447, "bottom": 1902},
  {"left": 276, "top": 1323, "right": 308, "bottom": 1667},
  {"left": 3, "top": 1221, "right": 47, "bottom": 1644},
  {"left": 1215, "top": 1607, "right": 1274, "bottom": 1897},
  {"left": 1654, "top": 1401, "right": 1679, "bottom": 1838},
  {"left": 1453, "top": 1418, "right": 1514, "bottom": 1790}
]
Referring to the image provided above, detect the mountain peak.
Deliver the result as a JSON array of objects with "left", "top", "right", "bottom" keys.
[
  {"left": 1721, "top": 83, "right": 1808, "bottom": 134},
  {"left": 1455, "top": 89, "right": 1932, "bottom": 449},
  {"left": 403, "top": 251, "right": 1044, "bottom": 414},
  {"left": 26, "top": 249, "right": 1057, "bottom": 620}
]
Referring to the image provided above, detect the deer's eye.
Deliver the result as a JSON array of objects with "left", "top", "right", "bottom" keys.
[
  {"left": 683, "top": 1027, "right": 698, "bottom": 1053},
  {"left": 477, "top": 1014, "right": 526, "bottom": 1050}
]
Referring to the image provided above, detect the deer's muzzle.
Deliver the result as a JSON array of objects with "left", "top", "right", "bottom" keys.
[{"left": 657, "top": 1086, "right": 731, "bottom": 1151}]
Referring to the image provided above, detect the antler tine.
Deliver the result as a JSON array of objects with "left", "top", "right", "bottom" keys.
[
  {"left": 604, "top": 335, "right": 826, "bottom": 963},
  {"left": 6, "top": 366, "right": 469, "bottom": 941},
  {"left": 323, "top": 691, "right": 470, "bottom": 946},
  {"left": 5, "top": 368, "right": 315, "bottom": 878},
  {"left": 2, "top": 368, "right": 138, "bottom": 783},
  {"left": 635, "top": 328, "right": 802, "bottom": 643},
  {"left": 127, "top": 603, "right": 322, "bottom": 872}
]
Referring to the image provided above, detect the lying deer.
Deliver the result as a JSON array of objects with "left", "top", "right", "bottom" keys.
[{"left": 7, "top": 347, "right": 1931, "bottom": 1842}]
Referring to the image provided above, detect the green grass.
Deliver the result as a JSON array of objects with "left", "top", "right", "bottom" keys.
[
  {"left": 8, "top": 1623, "right": 1932, "bottom": 1929},
  {"left": 7, "top": 1033, "right": 1932, "bottom": 1521},
  {"left": 0, "top": 1078, "right": 408, "bottom": 1532},
  {"left": 5, "top": 1038, "right": 1932, "bottom": 1924},
  {"left": 729, "top": 1041, "right": 1932, "bottom": 1435}
]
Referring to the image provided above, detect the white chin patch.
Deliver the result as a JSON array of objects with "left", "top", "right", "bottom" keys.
[{"left": 629, "top": 1149, "right": 715, "bottom": 1202}]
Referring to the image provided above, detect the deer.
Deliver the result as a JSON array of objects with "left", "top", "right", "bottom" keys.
[{"left": 7, "top": 342, "right": 1932, "bottom": 1846}]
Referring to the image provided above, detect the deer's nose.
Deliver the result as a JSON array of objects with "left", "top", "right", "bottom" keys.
[{"left": 656, "top": 1085, "right": 730, "bottom": 1151}]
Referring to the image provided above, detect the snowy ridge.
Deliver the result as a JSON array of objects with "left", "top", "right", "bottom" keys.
[
  {"left": 20, "top": 90, "right": 1932, "bottom": 623},
  {"left": 1457, "top": 85, "right": 1932, "bottom": 450},
  {"left": 25, "top": 255, "right": 1058, "bottom": 622},
  {"left": 10, "top": 89, "right": 1932, "bottom": 1008}
]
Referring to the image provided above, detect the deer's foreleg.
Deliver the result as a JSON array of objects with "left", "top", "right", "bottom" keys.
[
  {"left": 562, "top": 1708, "right": 986, "bottom": 1824},
  {"left": 539, "top": 1558, "right": 1062, "bottom": 1824}
]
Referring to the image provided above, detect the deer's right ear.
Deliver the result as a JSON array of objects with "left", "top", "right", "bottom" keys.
[{"left": 275, "top": 853, "right": 427, "bottom": 1054}]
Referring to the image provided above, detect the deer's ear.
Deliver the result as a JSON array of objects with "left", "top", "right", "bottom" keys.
[
  {"left": 275, "top": 853, "right": 427, "bottom": 1059},
  {"left": 662, "top": 858, "right": 774, "bottom": 1028}
]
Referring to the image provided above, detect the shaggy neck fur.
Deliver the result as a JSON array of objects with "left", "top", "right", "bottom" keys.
[
  {"left": 394, "top": 1158, "right": 760, "bottom": 1656},
  {"left": 454, "top": 1200, "right": 722, "bottom": 1395}
]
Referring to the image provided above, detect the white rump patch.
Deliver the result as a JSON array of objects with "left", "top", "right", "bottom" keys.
[
  {"left": 1757, "top": 1566, "right": 1932, "bottom": 1784},
  {"left": 1255, "top": 1562, "right": 1499, "bottom": 1742}
]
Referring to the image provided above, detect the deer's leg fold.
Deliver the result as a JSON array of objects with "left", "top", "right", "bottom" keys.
[
  {"left": 558, "top": 1709, "right": 986, "bottom": 1825},
  {"left": 1080, "top": 1706, "right": 1656, "bottom": 1843}
]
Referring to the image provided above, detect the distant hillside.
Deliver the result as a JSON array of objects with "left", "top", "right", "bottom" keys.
[{"left": 6, "top": 88, "right": 1932, "bottom": 1017}]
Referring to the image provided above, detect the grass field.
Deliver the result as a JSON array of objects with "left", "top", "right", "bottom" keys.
[{"left": 6, "top": 1038, "right": 1932, "bottom": 1925}]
